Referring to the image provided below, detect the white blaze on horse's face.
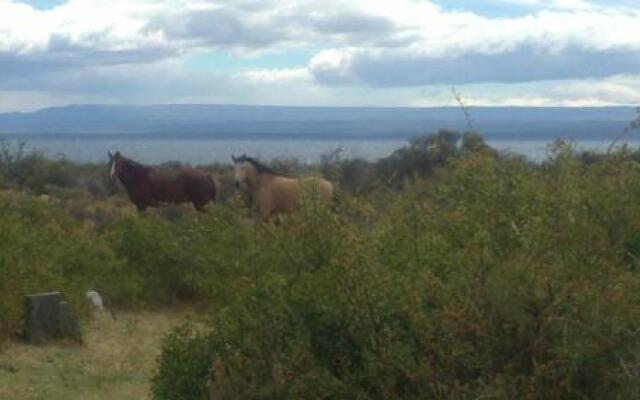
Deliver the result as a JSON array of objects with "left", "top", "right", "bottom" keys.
[
  {"left": 109, "top": 158, "right": 117, "bottom": 181},
  {"left": 233, "top": 161, "right": 248, "bottom": 190}
]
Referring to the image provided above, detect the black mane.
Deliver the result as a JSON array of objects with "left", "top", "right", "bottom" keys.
[
  {"left": 121, "top": 157, "right": 147, "bottom": 170},
  {"left": 118, "top": 155, "right": 151, "bottom": 180},
  {"left": 243, "top": 156, "right": 284, "bottom": 177}
]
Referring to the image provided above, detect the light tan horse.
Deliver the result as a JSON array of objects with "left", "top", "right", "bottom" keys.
[{"left": 231, "top": 155, "right": 333, "bottom": 218}]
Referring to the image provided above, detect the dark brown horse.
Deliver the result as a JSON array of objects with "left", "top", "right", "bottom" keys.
[{"left": 108, "top": 151, "right": 216, "bottom": 212}]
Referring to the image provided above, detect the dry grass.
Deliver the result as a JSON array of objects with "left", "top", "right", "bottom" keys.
[{"left": 0, "top": 309, "right": 193, "bottom": 400}]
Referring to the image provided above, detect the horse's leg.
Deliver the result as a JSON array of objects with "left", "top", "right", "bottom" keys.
[
  {"left": 190, "top": 191, "right": 209, "bottom": 212},
  {"left": 271, "top": 214, "right": 286, "bottom": 227},
  {"left": 193, "top": 201, "right": 207, "bottom": 212},
  {"left": 259, "top": 206, "right": 271, "bottom": 221}
]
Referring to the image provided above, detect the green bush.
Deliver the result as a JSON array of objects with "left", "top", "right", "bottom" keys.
[
  {"left": 102, "top": 203, "right": 255, "bottom": 306},
  {"left": 5, "top": 133, "right": 640, "bottom": 398},
  {"left": 152, "top": 146, "right": 640, "bottom": 400},
  {"left": 151, "top": 322, "right": 220, "bottom": 400},
  {"left": 0, "top": 193, "right": 120, "bottom": 341}
]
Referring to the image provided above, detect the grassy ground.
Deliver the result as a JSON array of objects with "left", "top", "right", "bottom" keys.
[{"left": 0, "top": 309, "right": 191, "bottom": 400}]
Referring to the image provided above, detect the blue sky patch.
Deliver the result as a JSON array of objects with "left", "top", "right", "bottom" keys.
[
  {"left": 18, "top": 0, "right": 66, "bottom": 10},
  {"left": 185, "top": 48, "right": 320, "bottom": 72},
  {"left": 434, "top": 0, "right": 540, "bottom": 18},
  {"left": 436, "top": 0, "right": 638, "bottom": 17}
]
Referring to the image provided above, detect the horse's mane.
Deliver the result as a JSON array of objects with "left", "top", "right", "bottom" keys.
[
  {"left": 244, "top": 156, "right": 285, "bottom": 177},
  {"left": 119, "top": 156, "right": 151, "bottom": 179}
]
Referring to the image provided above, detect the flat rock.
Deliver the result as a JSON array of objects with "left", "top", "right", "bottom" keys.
[{"left": 23, "top": 291, "right": 81, "bottom": 344}]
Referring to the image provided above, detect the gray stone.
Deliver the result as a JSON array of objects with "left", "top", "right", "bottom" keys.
[{"left": 23, "top": 291, "right": 82, "bottom": 344}]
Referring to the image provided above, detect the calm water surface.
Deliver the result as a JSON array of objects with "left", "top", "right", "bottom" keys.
[{"left": 3, "top": 136, "right": 639, "bottom": 165}]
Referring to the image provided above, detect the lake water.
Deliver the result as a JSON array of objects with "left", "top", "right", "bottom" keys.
[{"left": 2, "top": 135, "right": 639, "bottom": 165}]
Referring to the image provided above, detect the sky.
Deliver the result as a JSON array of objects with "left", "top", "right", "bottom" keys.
[{"left": 0, "top": 0, "right": 639, "bottom": 111}]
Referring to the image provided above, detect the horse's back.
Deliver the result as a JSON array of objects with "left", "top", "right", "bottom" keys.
[
  {"left": 178, "top": 168, "right": 217, "bottom": 203},
  {"left": 263, "top": 177, "right": 297, "bottom": 215},
  {"left": 262, "top": 176, "right": 332, "bottom": 216},
  {"left": 300, "top": 176, "right": 333, "bottom": 202},
  {"left": 148, "top": 168, "right": 216, "bottom": 206}
]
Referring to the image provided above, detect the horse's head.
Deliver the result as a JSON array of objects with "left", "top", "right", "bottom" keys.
[
  {"left": 231, "top": 154, "right": 250, "bottom": 190},
  {"left": 107, "top": 150, "right": 122, "bottom": 195}
]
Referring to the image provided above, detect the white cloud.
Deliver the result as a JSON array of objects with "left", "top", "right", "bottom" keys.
[
  {"left": 3, "top": 0, "right": 639, "bottom": 71},
  {"left": 409, "top": 74, "right": 640, "bottom": 107},
  {"left": 0, "top": 0, "right": 639, "bottom": 110},
  {"left": 236, "top": 68, "right": 310, "bottom": 83},
  {"left": 0, "top": 0, "right": 170, "bottom": 54},
  {"left": 2, "top": 61, "right": 638, "bottom": 112},
  {"left": 307, "top": 4, "right": 640, "bottom": 86}
]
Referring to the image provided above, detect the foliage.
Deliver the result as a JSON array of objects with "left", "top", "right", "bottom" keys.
[
  {"left": 0, "top": 138, "right": 28, "bottom": 184},
  {"left": 151, "top": 143, "right": 640, "bottom": 400},
  {"left": 0, "top": 138, "right": 110, "bottom": 196},
  {"left": 5, "top": 132, "right": 640, "bottom": 398},
  {"left": 374, "top": 129, "right": 496, "bottom": 189},
  {"left": 151, "top": 322, "right": 219, "bottom": 400},
  {"left": 0, "top": 192, "right": 120, "bottom": 340},
  {"left": 102, "top": 204, "right": 255, "bottom": 306}
]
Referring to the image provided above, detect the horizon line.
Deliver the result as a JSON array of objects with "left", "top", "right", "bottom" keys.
[{"left": 6, "top": 103, "right": 639, "bottom": 114}]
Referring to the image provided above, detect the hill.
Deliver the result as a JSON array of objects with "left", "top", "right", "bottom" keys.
[{"left": 0, "top": 104, "right": 635, "bottom": 141}]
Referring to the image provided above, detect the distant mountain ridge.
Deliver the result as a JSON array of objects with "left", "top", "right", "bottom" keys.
[{"left": 0, "top": 104, "right": 636, "bottom": 141}]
